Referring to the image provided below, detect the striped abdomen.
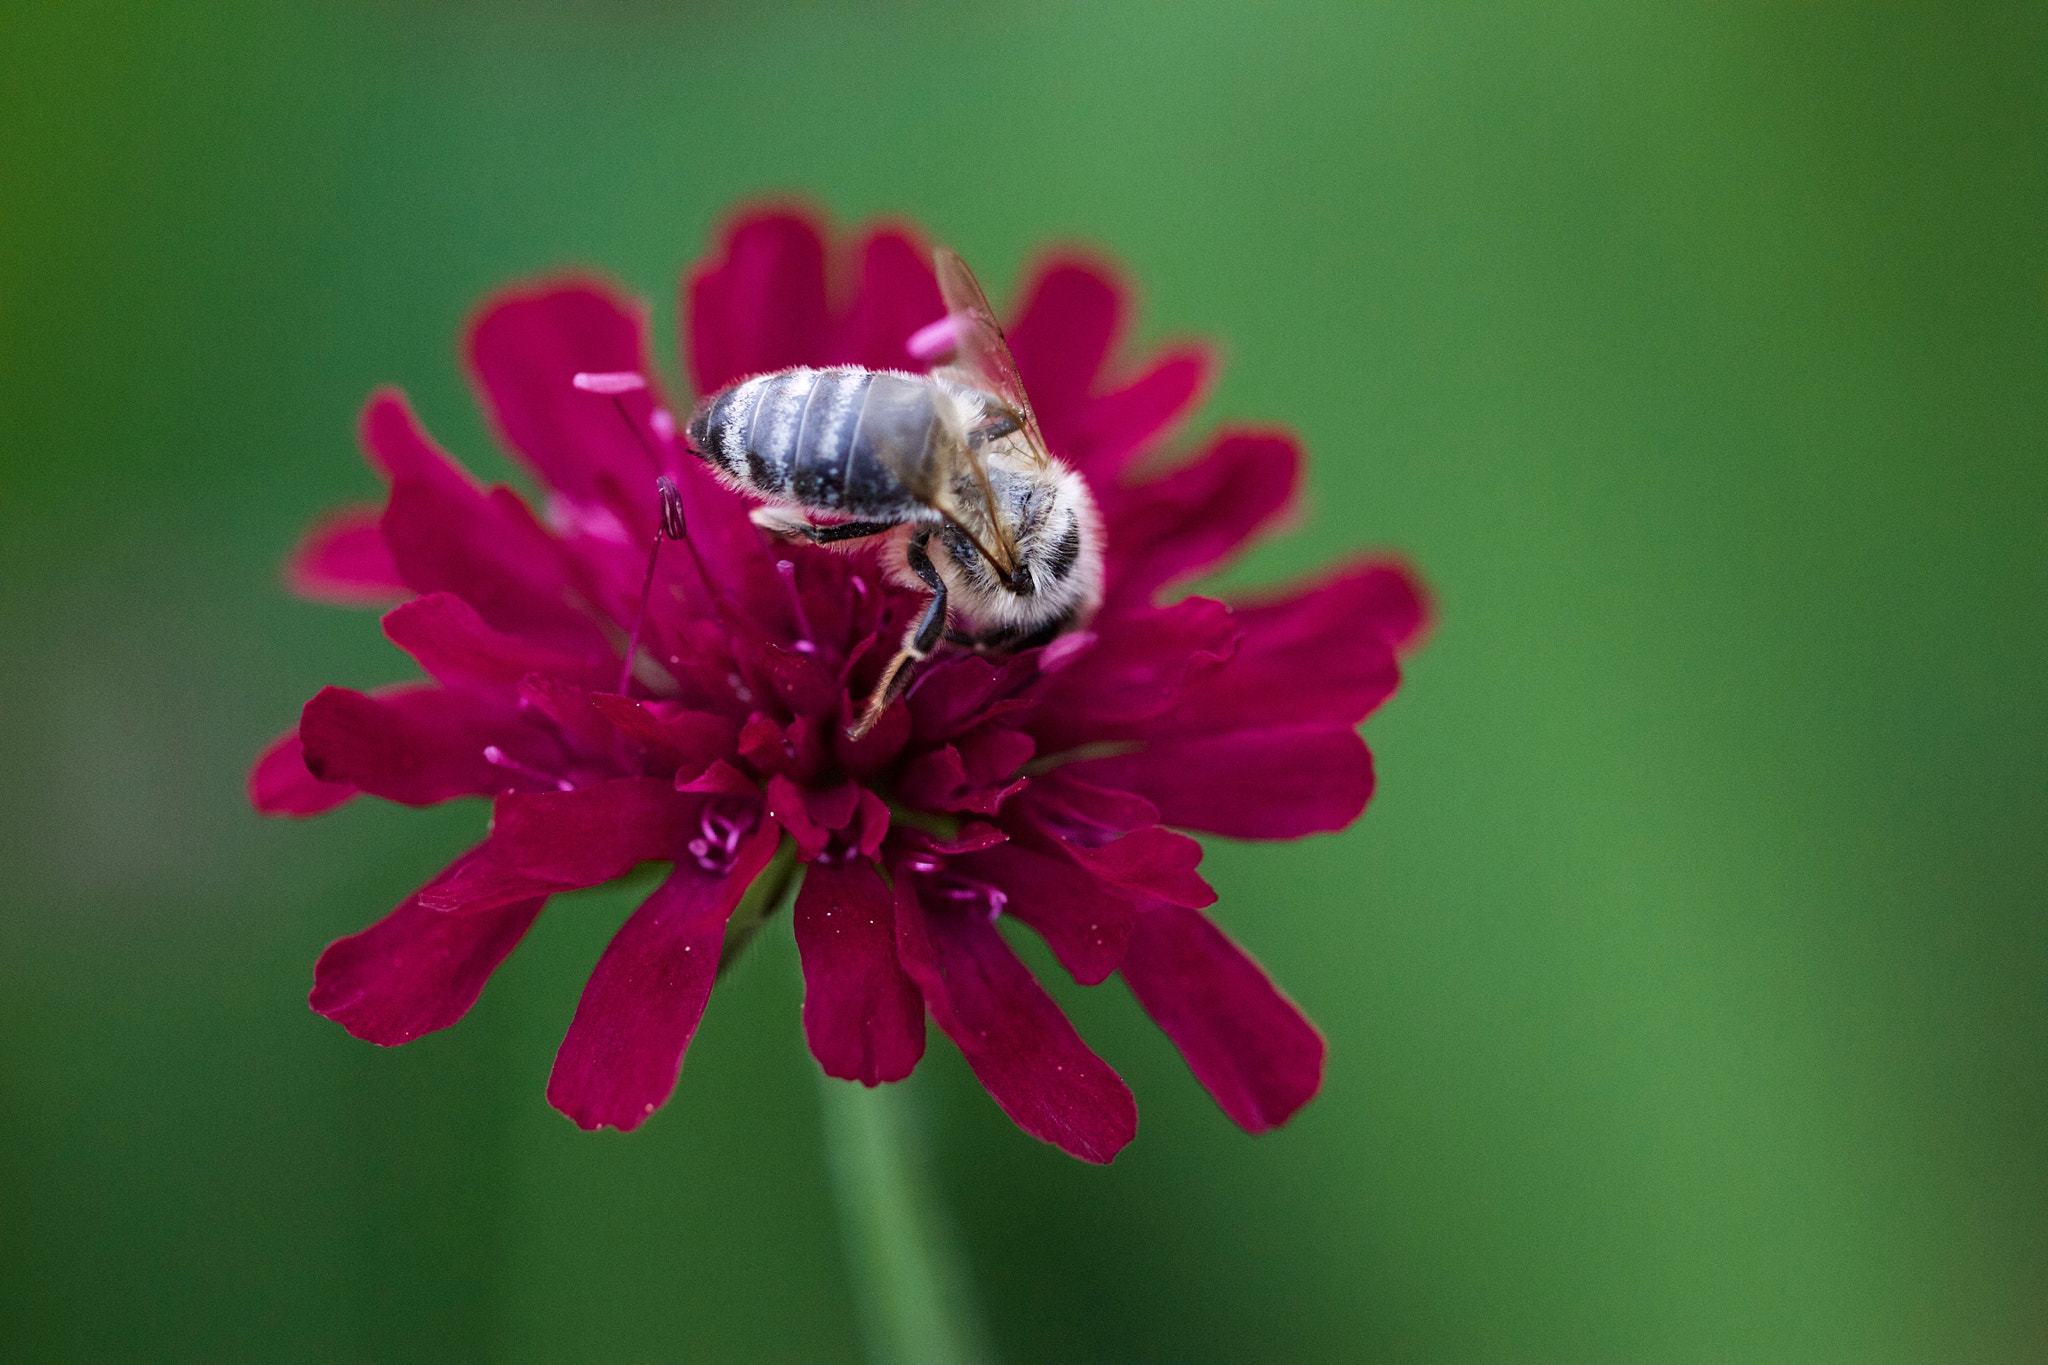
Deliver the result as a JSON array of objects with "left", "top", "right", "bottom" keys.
[{"left": 686, "top": 366, "right": 944, "bottom": 520}]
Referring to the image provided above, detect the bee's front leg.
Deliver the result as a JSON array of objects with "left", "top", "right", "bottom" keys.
[{"left": 849, "top": 529, "right": 949, "bottom": 740}]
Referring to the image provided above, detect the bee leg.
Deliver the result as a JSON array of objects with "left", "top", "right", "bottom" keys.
[
  {"left": 849, "top": 530, "right": 947, "bottom": 739},
  {"left": 750, "top": 506, "right": 899, "bottom": 544}
]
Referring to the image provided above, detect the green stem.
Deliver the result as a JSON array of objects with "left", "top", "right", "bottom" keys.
[{"left": 818, "top": 1070, "right": 995, "bottom": 1365}]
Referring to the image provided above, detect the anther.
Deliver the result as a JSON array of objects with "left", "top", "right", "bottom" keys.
[
  {"left": 907, "top": 315, "right": 961, "bottom": 364},
  {"left": 657, "top": 475, "right": 687, "bottom": 542},
  {"left": 571, "top": 371, "right": 648, "bottom": 394}
]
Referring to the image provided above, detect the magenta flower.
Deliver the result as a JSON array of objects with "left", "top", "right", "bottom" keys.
[{"left": 252, "top": 209, "right": 1427, "bottom": 1163}]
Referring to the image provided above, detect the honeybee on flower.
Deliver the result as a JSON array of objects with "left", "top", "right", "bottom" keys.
[{"left": 254, "top": 209, "right": 1427, "bottom": 1162}]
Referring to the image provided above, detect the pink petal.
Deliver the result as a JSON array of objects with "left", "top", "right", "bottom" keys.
[
  {"left": 1120, "top": 904, "right": 1325, "bottom": 1134},
  {"left": 248, "top": 727, "right": 358, "bottom": 816},
  {"left": 794, "top": 860, "right": 925, "bottom": 1085},
  {"left": 466, "top": 282, "right": 663, "bottom": 538},
  {"left": 1073, "top": 724, "right": 1375, "bottom": 840},
  {"left": 284, "top": 504, "right": 405, "bottom": 606},
  {"left": 686, "top": 211, "right": 831, "bottom": 393},
  {"left": 382, "top": 592, "right": 609, "bottom": 691},
  {"left": 310, "top": 846, "right": 547, "bottom": 1045},
  {"left": 1006, "top": 258, "right": 1123, "bottom": 457},
  {"left": 362, "top": 391, "right": 609, "bottom": 655},
  {"left": 1106, "top": 429, "right": 1301, "bottom": 604},
  {"left": 1066, "top": 347, "right": 1213, "bottom": 479},
  {"left": 546, "top": 820, "right": 782, "bottom": 1130},
  {"left": 828, "top": 226, "right": 946, "bottom": 371},
  {"left": 298, "top": 684, "right": 544, "bottom": 806},
  {"left": 894, "top": 876, "right": 1137, "bottom": 1163}
]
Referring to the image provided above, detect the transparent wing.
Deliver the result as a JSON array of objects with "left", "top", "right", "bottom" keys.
[{"left": 933, "top": 246, "right": 1052, "bottom": 472}]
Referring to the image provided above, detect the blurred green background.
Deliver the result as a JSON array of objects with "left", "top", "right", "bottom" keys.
[{"left": 4, "top": 2, "right": 2045, "bottom": 1360}]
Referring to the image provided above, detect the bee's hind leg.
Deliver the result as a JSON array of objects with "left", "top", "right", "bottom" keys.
[
  {"left": 849, "top": 530, "right": 947, "bottom": 739},
  {"left": 750, "top": 507, "right": 900, "bottom": 544}
]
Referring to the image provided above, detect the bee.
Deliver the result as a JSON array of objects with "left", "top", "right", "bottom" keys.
[{"left": 685, "top": 247, "right": 1104, "bottom": 738}]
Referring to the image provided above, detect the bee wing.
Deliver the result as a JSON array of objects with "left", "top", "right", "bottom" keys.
[
  {"left": 877, "top": 378, "right": 1018, "bottom": 579},
  {"left": 933, "top": 247, "right": 1052, "bottom": 472}
]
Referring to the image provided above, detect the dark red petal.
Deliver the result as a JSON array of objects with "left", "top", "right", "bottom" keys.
[
  {"left": 1073, "top": 725, "right": 1375, "bottom": 840},
  {"left": 249, "top": 727, "right": 358, "bottom": 816},
  {"left": 766, "top": 773, "right": 829, "bottom": 861},
  {"left": 383, "top": 592, "right": 609, "bottom": 691},
  {"left": 1157, "top": 558, "right": 1423, "bottom": 731},
  {"left": 298, "top": 684, "right": 538, "bottom": 806},
  {"left": 490, "top": 778, "right": 707, "bottom": 885},
  {"left": 284, "top": 504, "right": 406, "bottom": 606},
  {"left": 958, "top": 840, "right": 1138, "bottom": 986},
  {"left": 894, "top": 879, "right": 1137, "bottom": 1163},
  {"left": 855, "top": 787, "right": 890, "bottom": 857},
  {"left": 1106, "top": 429, "right": 1301, "bottom": 604},
  {"left": 1235, "top": 555, "right": 1431, "bottom": 656},
  {"left": 804, "top": 779, "right": 861, "bottom": 831},
  {"left": 1016, "top": 769, "right": 1159, "bottom": 842},
  {"left": 794, "top": 860, "right": 925, "bottom": 1085},
  {"left": 1069, "top": 826, "right": 1215, "bottom": 910},
  {"left": 310, "top": 846, "right": 546, "bottom": 1045},
  {"left": 828, "top": 226, "right": 945, "bottom": 371},
  {"left": 546, "top": 821, "right": 782, "bottom": 1130},
  {"left": 1120, "top": 904, "right": 1325, "bottom": 1134},
  {"left": 677, "top": 758, "right": 756, "bottom": 795},
  {"left": 1067, "top": 347, "right": 1213, "bottom": 480},
  {"left": 362, "top": 391, "right": 609, "bottom": 655},
  {"left": 897, "top": 724, "right": 1034, "bottom": 816},
  {"left": 466, "top": 280, "right": 662, "bottom": 536},
  {"left": 904, "top": 651, "right": 1036, "bottom": 746},
  {"left": 1006, "top": 258, "right": 1122, "bottom": 457},
  {"left": 686, "top": 211, "right": 831, "bottom": 393},
  {"left": 1028, "top": 596, "right": 1239, "bottom": 746}
]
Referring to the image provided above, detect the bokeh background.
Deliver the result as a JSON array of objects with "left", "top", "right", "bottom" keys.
[{"left": 4, "top": 3, "right": 2046, "bottom": 1360}]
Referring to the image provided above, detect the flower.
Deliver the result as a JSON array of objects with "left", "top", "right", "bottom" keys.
[{"left": 251, "top": 208, "right": 1428, "bottom": 1163}]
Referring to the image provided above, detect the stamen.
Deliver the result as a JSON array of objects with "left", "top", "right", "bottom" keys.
[
  {"left": 617, "top": 475, "right": 710, "bottom": 696},
  {"left": 938, "top": 876, "right": 1008, "bottom": 922},
  {"left": 687, "top": 796, "right": 760, "bottom": 875},
  {"left": 776, "top": 559, "right": 819, "bottom": 654},
  {"left": 907, "top": 314, "right": 961, "bottom": 364},
  {"left": 483, "top": 745, "right": 574, "bottom": 792}
]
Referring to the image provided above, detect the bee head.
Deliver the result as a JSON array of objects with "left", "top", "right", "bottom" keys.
[{"left": 932, "top": 462, "right": 1103, "bottom": 636}]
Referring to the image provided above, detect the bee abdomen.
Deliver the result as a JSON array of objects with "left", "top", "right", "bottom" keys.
[{"left": 688, "top": 366, "right": 941, "bottom": 520}]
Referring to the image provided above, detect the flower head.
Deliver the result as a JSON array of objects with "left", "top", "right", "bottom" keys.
[{"left": 253, "top": 209, "right": 1427, "bottom": 1162}]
